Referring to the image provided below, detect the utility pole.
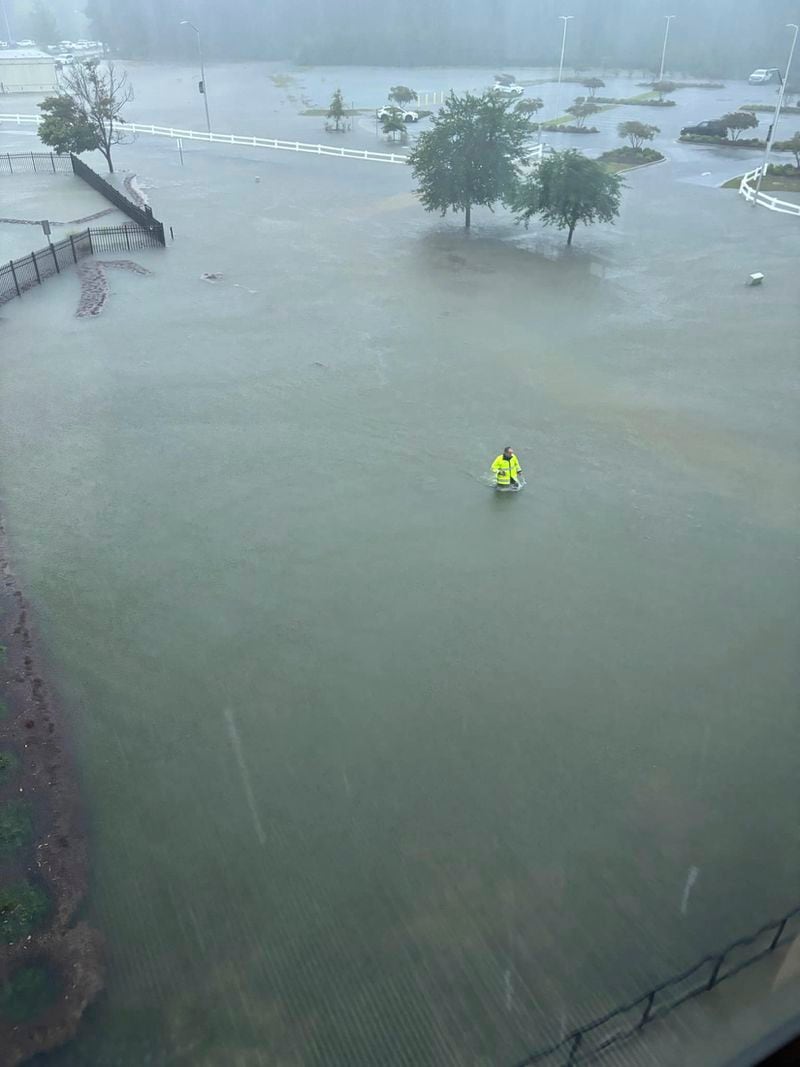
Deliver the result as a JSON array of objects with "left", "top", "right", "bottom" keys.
[
  {"left": 658, "top": 16, "right": 676, "bottom": 83},
  {"left": 180, "top": 20, "right": 212, "bottom": 134},
  {"left": 554, "top": 15, "right": 574, "bottom": 125},
  {"left": 753, "top": 22, "right": 799, "bottom": 205}
]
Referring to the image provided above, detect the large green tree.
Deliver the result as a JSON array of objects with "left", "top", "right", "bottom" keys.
[
  {"left": 514, "top": 148, "right": 623, "bottom": 245},
  {"left": 388, "top": 85, "right": 417, "bottom": 107},
  {"left": 617, "top": 120, "right": 659, "bottom": 149},
  {"left": 53, "top": 60, "right": 133, "bottom": 172},
  {"left": 720, "top": 111, "right": 759, "bottom": 141},
  {"left": 38, "top": 95, "right": 99, "bottom": 155},
  {"left": 408, "top": 91, "right": 532, "bottom": 229}
]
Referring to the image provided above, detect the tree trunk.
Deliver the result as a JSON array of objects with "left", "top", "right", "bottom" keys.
[
  {"left": 567, "top": 222, "right": 576, "bottom": 245},
  {"left": 465, "top": 200, "right": 471, "bottom": 229}
]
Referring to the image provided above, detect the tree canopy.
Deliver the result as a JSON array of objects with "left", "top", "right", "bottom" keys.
[
  {"left": 408, "top": 91, "right": 533, "bottom": 229},
  {"left": 327, "top": 88, "right": 346, "bottom": 131},
  {"left": 514, "top": 148, "right": 623, "bottom": 245},
  {"left": 617, "top": 120, "right": 659, "bottom": 148},
  {"left": 651, "top": 80, "right": 677, "bottom": 100},
  {"left": 582, "top": 77, "right": 605, "bottom": 96},
  {"left": 566, "top": 99, "right": 600, "bottom": 128},
  {"left": 38, "top": 61, "right": 133, "bottom": 172},
  {"left": 389, "top": 85, "right": 417, "bottom": 107},
  {"left": 720, "top": 111, "right": 759, "bottom": 140},
  {"left": 38, "top": 95, "right": 99, "bottom": 156}
]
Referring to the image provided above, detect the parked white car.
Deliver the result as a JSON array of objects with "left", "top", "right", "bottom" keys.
[
  {"left": 748, "top": 68, "right": 781, "bottom": 85},
  {"left": 492, "top": 83, "right": 524, "bottom": 97},
  {"left": 377, "top": 105, "right": 419, "bottom": 123},
  {"left": 17, "top": 39, "right": 36, "bottom": 47}
]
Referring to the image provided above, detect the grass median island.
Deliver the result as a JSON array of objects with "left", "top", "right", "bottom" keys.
[
  {"left": 0, "top": 881, "right": 49, "bottom": 941},
  {"left": 723, "top": 166, "right": 800, "bottom": 192},
  {"left": 598, "top": 146, "right": 664, "bottom": 172}
]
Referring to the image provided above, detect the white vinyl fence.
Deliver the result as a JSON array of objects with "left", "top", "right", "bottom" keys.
[
  {"left": 1, "top": 113, "right": 544, "bottom": 172},
  {"left": 0, "top": 113, "right": 410, "bottom": 164},
  {"left": 738, "top": 165, "right": 800, "bottom": 216}
]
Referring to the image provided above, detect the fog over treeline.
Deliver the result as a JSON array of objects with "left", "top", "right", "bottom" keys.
[{"left": 21, "top": 0, "right": 800, "bottom": 76}]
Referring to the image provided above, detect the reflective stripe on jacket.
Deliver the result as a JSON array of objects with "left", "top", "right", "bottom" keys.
[{"left": 491, "top": 454, "right": 521, "bottom": 485}]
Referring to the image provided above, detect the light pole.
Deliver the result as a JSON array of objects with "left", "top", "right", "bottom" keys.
[
  {"left": 753, "top": 22, "right": 799, "bottom": 205},
  {"left": 658, "top": 15, "right": 676, "bottom": 83},
  {"left": 180, "top": 20, "right": 211, "bottom": 134},
  {"left": 0, "top": 0, "right": 13, "bottom": 44},
  {"left": 554, "top": 15, "right": 574, "bottom": 124}
]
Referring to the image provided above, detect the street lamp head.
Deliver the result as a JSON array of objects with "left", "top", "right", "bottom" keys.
[{"left": 560, "top": 14, "right": 574, "bottom": 20}]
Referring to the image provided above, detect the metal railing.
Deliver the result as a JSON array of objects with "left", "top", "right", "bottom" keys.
[
  {"left": 0, "top": 113, "right": 410, "bottom": 165},
  {"left": 1, "top": 225, "right": 162, "bottom": 305},
  {"left": 513, "top": 903, "right": 800, "bottom": 1067},
  {"left": 0, "top": 150, "right": 72, "bottom": 174},
  {"left": 739, "top": 165, "right": 800, "bottom": 216},
  {"left": 70, "top": 153, "right": 165, "bottom": 243}
]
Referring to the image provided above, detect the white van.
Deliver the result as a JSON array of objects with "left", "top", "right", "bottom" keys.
[{"left": 748, "top": 68, "right": 781, "bottom": 85}]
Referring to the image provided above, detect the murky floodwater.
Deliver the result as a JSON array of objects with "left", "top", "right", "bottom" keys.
[{"left": 1, "top": 67, "right": 799, "bottom": 1066}]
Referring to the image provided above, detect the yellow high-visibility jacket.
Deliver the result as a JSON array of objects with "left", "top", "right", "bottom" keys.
[{"left": 491, "top": 454, "right": 522, "bottom": 485}]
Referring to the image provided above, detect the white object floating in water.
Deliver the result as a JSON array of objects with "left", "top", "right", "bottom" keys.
[
  {"left": 200, "top": 272, "right": 223, "bottom": 283},
  {"left": 701, "top": 171, "right": 711, "bottom": 176},
  {"left": 255, "top": 176, "right": 261, "bottom": 182},
  {"left": 747, "top": 272, "right": 764, "bottom": 286}
]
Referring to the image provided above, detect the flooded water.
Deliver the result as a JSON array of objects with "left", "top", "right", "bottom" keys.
[{"left": 1, "top": 67, "right": 799, "bottom": 1066}]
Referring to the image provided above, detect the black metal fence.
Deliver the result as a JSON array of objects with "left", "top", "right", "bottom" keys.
[
  {"left": 513, "top": 904, "right": 800, "bottom": 1067},
  {"left": 0, "top": 225, "right": 161, "bottom": 305},
  {"left": 0, "top": 231, "right": 92, "bottom": 304},
  {"left": 70, "top": 154, "right": 165, "bottom": 245},
  {"left": 0, "top": 151, "right": 73, "bottom": 175}
]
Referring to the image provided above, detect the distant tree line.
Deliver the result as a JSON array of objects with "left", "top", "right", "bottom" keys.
[{"left": 82, "top": 0, "right": 798, "bottom": 78}]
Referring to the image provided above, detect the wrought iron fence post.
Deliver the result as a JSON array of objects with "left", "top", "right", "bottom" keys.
[
  {"left": 51, "top": 152, "right": 56, "bottom": 173},
  {"left": 87, "top": 228, "right": 94, "bottom": 255},
  {"left": 566, "top": 1032, "right": 583, "bottom": 1066},
  {"left": 9, "top": 260, "right": 21, "bottom": 297},
  {"left": 638, "top": 990, "right": 656, "bottom": 1029},
  {"left": 69, "top": 235, "right": 77, "bottom": 263},
  {"left": 706, "top": 953, "right": 725, "bottom": 991},
  {"left": 770, "top": 918, "right": 787, "bottom": 952},
  {"left": 31, "top": 151, "right": 35, "bottom": 170},
  {"left": 6, "top": 153, "right": 12, "bottom": 174},
  {"left": 50, "top": 242, "right": 60, "bottom": 273},
  {"left": 124, "top": 226, "right": 131, "bottom": 251},
  {"left": 31, "top": 251, "right": 41, "bottom": 284}
]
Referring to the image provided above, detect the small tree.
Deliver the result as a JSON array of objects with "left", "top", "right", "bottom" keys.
[
  {"left": 514, "top": 148, "right": 623, "bottom": 246},
  {"left": 389, "top": 85, "right": 417, "bottom": 108},
  {"left": 582, "top": 77, "right": 605, "bottom": 97},
  {"left": 408, "top": 91, "right": 533, "bottom": 229},
  {"left": 721, "top": 111, "right": 759, "bottom": 141},
  {"left": 382, "top": 110, "right": 407, "bottom": 141},
  {"left": 617, "top": 120, "right": 659, "bottom": 149},
  {"left": 39, "top": 60, "right": 133, "bottom": 172},
  {"left": 30, "top": 0, "right": 59, "bottom": 46},
  {"left": 38, "top": 94, "right": 99, "bottom": 155},
  {"left": 781, "top": 131, "right": 800, "bottom": 168},
  {"left": 515, "top": 97, "right": 544, "bottom": 120},
  {"left": 566, "top": 99, "right": 600, "bottom": 128},
  {"left": 328, "top": 88, "right": 346, "bottom": 131},
  {"left": 651, "top": 80, "right": 676, "bottom": 102}
]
